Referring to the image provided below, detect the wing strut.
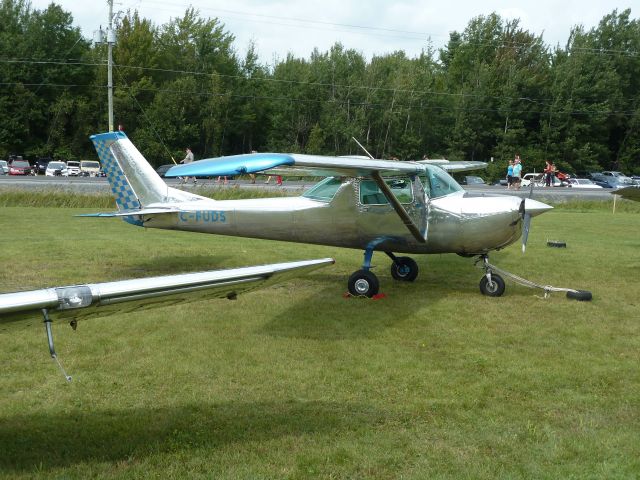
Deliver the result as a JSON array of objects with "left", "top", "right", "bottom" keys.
[
  {"left": 372, "top": 172, "right": 426, "bottom": 243},
  {"left": 42, "top": 309, "right": 72, "bottom": 382}
]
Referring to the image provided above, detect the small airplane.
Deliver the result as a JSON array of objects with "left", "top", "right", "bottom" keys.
[
  {"left": 87, "top": 131, "right": 553, "bottom": 298},
  {"left": 612, "top": 185, "right": 640, "bottom": 202},
  {"left": 0, "top": 259, "right": 333, "bottom": 380}
]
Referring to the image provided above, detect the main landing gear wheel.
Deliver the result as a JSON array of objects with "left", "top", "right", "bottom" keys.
[
  {"left": 390, "top": 256, "right": 419, "bottom": 281},
  {"left": 348, "top": 269, "right": 380, "bottom": 297},
  {"left": 479, "top": 274, "right": 506, "bottom": 297}
]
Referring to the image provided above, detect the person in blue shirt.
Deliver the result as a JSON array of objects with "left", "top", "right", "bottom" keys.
[
  {"left": 506, "top": 159, "right": 514, "bottom": 189},
  {"left": 512, "top": 156, "right": 523, "bottom": 190}
]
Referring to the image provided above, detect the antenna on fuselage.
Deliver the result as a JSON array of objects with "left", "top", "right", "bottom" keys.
[{"left": 351, "top": 137, "right": 374, "bottom": 160}]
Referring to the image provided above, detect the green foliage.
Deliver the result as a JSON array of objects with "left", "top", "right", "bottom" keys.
[{"left": 0, "top": 3, "right": 639, "bottom": 178}]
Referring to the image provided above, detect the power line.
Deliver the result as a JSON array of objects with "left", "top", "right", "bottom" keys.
[
  {"left": 1, "top": 80, "right": 637, "bottom": 117},
  {"left": 131, "top": 0, "right": 640, "bottom": 58},
  {"left": 0, "top": 57, "right": 557, "bottom": 105}
]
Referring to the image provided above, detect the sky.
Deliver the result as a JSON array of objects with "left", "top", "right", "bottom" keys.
[{"left": 30, "top": 0, "right": 637, "bottom": 63}]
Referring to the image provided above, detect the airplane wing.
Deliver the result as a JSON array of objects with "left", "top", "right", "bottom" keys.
[
  {"left": 416, "top": 159, "right": 488, "bottom": 172},
  {"left": 612, "top": 185, "right": 640, "bottom": 202},
  {"left": 166, "top": 153, "right": 430, "bottom": 243},
  {"left": 0, "top": 258, "right": 334, "bottom": 327},
  {"left": 164, "top": 153, "right": 426, "bottom": 179}
]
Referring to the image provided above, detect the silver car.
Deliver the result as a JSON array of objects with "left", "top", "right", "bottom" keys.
[{"left": 0, "top": 160, "right": 8, "bottom": 175}]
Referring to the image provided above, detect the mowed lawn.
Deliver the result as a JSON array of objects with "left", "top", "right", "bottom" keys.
[{"left": 1, "top": 201, "right": 639, "bottom": 479}]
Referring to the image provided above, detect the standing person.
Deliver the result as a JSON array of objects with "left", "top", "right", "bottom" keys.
[
  {"left": 512, "top": 156, "right": 523, "bottom": 190},
  {"left": 506, "top": 159, "right": 514, "bottom": 189},
  {"left": 179, "top": 147, "right": 196, "bottom": 185},
  {"left": 265, "top": 174, "right": 282, "bottom": 185},
  {"left": 544, "top": 160, "right": 553, "bottom": 187},
  {"left": 248, "top": 150, "right": 257, "bottom": 184}
]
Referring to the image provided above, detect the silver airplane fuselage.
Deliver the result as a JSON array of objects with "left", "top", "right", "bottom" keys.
[{"left": 141, "top": 178, "right": 526, "bottom": 255}]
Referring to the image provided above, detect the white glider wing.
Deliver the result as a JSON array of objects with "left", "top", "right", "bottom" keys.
[{"left": 0, "top": 258, "right": 334, "bottom": 327}]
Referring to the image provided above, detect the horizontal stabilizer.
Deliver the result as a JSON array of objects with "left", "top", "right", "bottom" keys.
[{"left": 76, "top": 207, "right": 183, "bottom": 218}]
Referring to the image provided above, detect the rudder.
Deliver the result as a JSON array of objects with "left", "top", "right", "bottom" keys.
[{"left": 90, "top": 131, "right": 168, "bottom": 211}]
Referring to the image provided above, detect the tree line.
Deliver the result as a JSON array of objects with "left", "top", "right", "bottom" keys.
[{"left": 1, "top": 0, "right": 639, "bottom": 180}]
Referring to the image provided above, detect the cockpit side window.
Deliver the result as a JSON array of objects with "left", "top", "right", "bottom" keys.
[{"left": 359, "top": 178, "right": 413, "bottom": 205}]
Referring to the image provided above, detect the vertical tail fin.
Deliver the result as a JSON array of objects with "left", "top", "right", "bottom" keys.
[{"left": 90, "top": 131, "right": 169, "bottom": 211}]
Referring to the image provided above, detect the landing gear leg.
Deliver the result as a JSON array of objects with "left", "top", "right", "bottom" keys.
[
  {"left": 478, "top": 255, "right": 505, "bottom": 297},
  {"left": 347, "top": 242, "right": 381, "bottom": 297},
  {"left": 386, "top": 252, "right": 419, "bottom": 281}
]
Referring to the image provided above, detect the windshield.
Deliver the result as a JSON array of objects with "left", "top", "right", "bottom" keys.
[
  {"left": 12, "top": 160, "right": 30, "bottom": 167},
  {"left": 49, "top": 162, "right": 65, "bottom": 169},
  {"left": 81, "top": 161, "right": 100, "bottom": 168},
  {"left": 303, "top": 177, "right": 344, "bottom": 201},
  {"left": 420, "top": 165, "right": 463, "bottom": 198},
  {"left": 67, "top": 161, "right": 80, "bottom": 167}
]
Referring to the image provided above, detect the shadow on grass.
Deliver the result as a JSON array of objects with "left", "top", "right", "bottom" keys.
[
  {"left": 0, "top": 399, "right": 386, "bottom": 472},
  {"left": 259, "top": 269, "right": 453, "bottom": 340},
  {"left": 106, "top": 254, "right": 237, "bottom": 278}
]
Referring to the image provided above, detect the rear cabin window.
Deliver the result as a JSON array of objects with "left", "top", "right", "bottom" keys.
[
  {"left": 302, "top": 177, "right": 344, "bottom": 201},
  {"left": 359, "top": 178, "right": 413, "bottom": 205}
]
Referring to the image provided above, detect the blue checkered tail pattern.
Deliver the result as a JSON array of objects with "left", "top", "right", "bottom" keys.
[{"left": 90, "top": 132, "right": 169, "bottom": 212}]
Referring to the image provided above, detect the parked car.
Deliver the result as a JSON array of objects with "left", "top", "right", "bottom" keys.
[
  {"left": 590, "top": 172, "right": 631, "bottom": 189},
  {"left": 156, "top": 164, "right": 174, "bottom": 177},
  {"left": 519, "top": 173, "right": 542, "bottom": 187},
  {"left": 35, "top": 157, "right": 52, "bottom": 174},
  {"left": 0, "top": 160, "right": 7, "bottom": 175},
  {"left": 66, "top": 160, "right": 81, "bottom": 176},
  {"left": 521, "top": 172, "right": 564, "bottom": 187},
  {"left": 599, "top": 171, "right": 634, "bottom": 187},
  {"left": 8, "top": 158, "right": 32, "bottom": 175},
  {"left": 80, "top": 160, "right": 101, "bottom": 176},
  {"left": 566, "top": 178, "right": 603, "bottom": 189},
  {"left": 45, "top": 161, "right": 68, "bottom": 176},
  {"left": 459, "top": 175, "right": 485, "bottom": 185}
]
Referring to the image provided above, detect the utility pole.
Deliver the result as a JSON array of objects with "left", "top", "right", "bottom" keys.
[
  {"left": 93, "top": 0, "right": 116, "bottom": 132},
  {"left": 107, "top": 0, "right": 114, "bottom": 132}
]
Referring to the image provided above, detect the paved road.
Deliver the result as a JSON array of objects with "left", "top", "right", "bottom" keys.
[{"left": 0, "top": 175, "right": 619, "bottom": 202}]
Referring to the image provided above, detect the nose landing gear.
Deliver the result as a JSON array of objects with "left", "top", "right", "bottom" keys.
[
  {"left": 475, "top": 254, "right": 592, "bottom": 300},
  {"left": 478, "top": 255, "right": 506, "bottom": 297}
]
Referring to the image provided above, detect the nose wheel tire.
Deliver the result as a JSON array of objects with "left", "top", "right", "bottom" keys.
[
  {"left": 348, "top": 270, "right": 380, "bottom": 297},
  {"left": 479, "top": 274, "right": 505, "bottom": 297},
  {"left": 390, "top": 257, "right": 419, "bottom": 282}
]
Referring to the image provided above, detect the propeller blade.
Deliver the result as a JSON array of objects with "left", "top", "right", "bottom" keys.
[{"left": 522, "top": 212, "right": 532, "bottom": 253}]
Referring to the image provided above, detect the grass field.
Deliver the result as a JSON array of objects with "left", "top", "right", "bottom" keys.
[{"left": 1, "top": 195, "right": 639, "bottom": 479}]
